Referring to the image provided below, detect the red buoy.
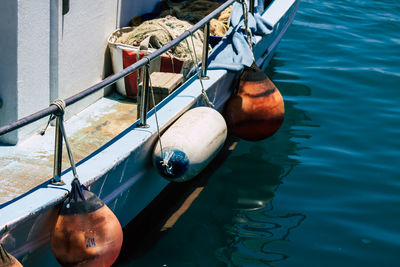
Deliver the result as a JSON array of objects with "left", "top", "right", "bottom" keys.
[
  {"left": 50, "top": 178, "right": 123, "bottom": 267},
  {"left": 224, "top": 63, "right": 284, "bottom": 141},
  {"left": 0, "top": 244, "right": 23, "bottom": 267}
]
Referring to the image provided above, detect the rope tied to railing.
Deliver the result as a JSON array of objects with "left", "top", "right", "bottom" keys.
[
  {"left": 184, "top": 31, "right": 214, "bottom": 108},
  {"left": 39, "top": 99, "right": 66, "bottom": 135},
  {"left": 145, "top": 64, "right": 170, "bottom": 170},
  {"left": 41, "top": 99, "right": 79, "bottom": 181},
  {"left": 241, "top": 0, "right": 253, "bottom": 53},
  {"left": 51, "top": 99, "right": 66, "bottom": 116},
  {"left": 57, "top": 113, "right": 79, "bottom": 180}
]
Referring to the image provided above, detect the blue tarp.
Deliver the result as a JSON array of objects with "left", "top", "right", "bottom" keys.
[{"left": 207, "top": 0, "right": 273, "bottom": 72}]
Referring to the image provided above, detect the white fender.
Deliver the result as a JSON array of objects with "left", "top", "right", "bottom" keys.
[{"left": 153, "top": 107, "right": 227, "bottom": 182}]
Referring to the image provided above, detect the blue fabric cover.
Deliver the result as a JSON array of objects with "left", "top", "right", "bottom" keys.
[{"left": 207, "top": 0, "right": 273, "bottom": 72}]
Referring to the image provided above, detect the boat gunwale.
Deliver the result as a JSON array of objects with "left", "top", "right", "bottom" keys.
[
  {"left": 0, "top": 68, "right": 231, "bottom": 236},
  {"left": 0, "top": 0, "right": 300, "bottom": 255}
]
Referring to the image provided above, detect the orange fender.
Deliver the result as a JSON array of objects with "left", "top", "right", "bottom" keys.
[
  {"left": 224, "top": 63, "right": 284, "bottom": 141},
  {"left": 50, "top": 179, "right": 123, "bottom": 267}
]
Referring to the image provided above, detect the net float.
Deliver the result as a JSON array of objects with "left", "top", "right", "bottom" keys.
[
  {"left": 0, "top": 244, "right": 23, "bottom": 267},
  {"left": 153, "top": 107, "right": 227, "bottom": 182},
  {"left": 50, "top": 178, "right": 123, "bottom": 267},
  {"left": 224, "top": 63, "right": 284, "bottom": 141}
]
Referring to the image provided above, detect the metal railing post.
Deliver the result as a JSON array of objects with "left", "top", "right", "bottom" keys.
[
  {"left": 201, "top": 22, "right": 210, "bottom": 79},
  {"left": 138, "top": 66, "right": 150, "bottom": 127},
  {"left": 50, "top": 116, "right": 64, "bottom": 185}
]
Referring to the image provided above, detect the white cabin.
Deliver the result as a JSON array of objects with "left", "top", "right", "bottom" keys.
[{"left": 0, "top": 0, "right": 162, "bottom": 144}]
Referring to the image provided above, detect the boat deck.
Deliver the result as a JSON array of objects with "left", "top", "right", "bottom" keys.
[{"left": 0, "top": 94, "right": 138, "bottom": 205}]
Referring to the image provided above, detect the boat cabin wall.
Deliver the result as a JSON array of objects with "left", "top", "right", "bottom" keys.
[
  {"left": 0, "top": 0, "right": 162, "bottom": 145},
  {"left": 0, "top": 0, "right": 19, "bottom": 144}
]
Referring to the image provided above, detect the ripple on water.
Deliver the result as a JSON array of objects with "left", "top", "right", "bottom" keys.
[{"left": 124, "top": 1, "right": 400, "bottom": 266}]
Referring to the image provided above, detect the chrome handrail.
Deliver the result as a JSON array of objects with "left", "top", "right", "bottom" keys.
[{"left": 0, "top": 0, "right": 236, "bottom": 137}]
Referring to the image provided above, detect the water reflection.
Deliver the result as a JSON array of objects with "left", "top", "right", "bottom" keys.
[
  {"left": 218, "top": 149, "right": 284, "bottom": 210},
  {"left": 119, "top": 58, "right": 316, "bottom": 266},
  {"left": 214, "top": 58, "right": 313, "bottom": 266},
  {"left": 216, "top": 204, "right": 306, "bottom": 266}
]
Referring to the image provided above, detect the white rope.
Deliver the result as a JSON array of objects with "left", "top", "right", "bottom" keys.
[
  {"left": 58, "top": 117, "right": 79, "bottom": 179},
  {"left": 166, "top": 51, "right": 175, "bottom": 73},
  {"left": 39, "top": 99, "right": 79, "bottom": 180},
  {"left": 184, "top": 33, "right": 214, "bottom": 108},
  {"left": 45, "top": 99, "right": 79, "bottom": 179},
  {"left": 241, "top": 0, "right": 253, "bottom": 53},
  {"left": 147, "top": 64, "right": 170, "bottom": 168}
]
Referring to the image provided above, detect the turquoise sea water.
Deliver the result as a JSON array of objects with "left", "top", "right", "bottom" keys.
[{"left": 121, "top": 0, "right": 400, "bottom": 266}]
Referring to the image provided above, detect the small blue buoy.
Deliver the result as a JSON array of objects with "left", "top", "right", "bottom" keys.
[{"left": 154, "top": 148, "right": 190, "bottom": 181}]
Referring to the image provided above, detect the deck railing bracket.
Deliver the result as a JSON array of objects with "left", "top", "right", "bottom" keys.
[{"left": 137, "top": 123, "right": 150, "bottom": 128}]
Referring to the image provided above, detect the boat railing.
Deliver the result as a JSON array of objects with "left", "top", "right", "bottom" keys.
[{"left": 0, "top": 0, "right": 239, "bottom": 138}]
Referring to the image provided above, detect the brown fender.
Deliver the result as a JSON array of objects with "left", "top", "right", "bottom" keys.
[
  {"left": 50, "top": 178, "right": 123, "bottom": 267},
  {"left": 224, "top": 63, "right": 284, "bottom": 141},
  {"left": 0, "top": 244, "right": 23, "bottom": 267}
]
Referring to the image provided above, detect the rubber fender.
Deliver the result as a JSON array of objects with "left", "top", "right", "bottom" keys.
[{"left": 153, "top": 107, "right": 227, "bottom": 182}]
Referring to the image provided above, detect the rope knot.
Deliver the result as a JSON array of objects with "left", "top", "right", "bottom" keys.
[
  {"left": 51, "top": 99, "right": 66, "bottom": 116},
  {"left": 161, "top": 150, "right": 174, "bottom": 168},
  {"left": 39, "top": 99, "right": 66, "bottom": 135}
]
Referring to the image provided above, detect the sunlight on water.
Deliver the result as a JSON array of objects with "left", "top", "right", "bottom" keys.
[{"left": 122, "top": 0, "right": 400, "bottom": 266}]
